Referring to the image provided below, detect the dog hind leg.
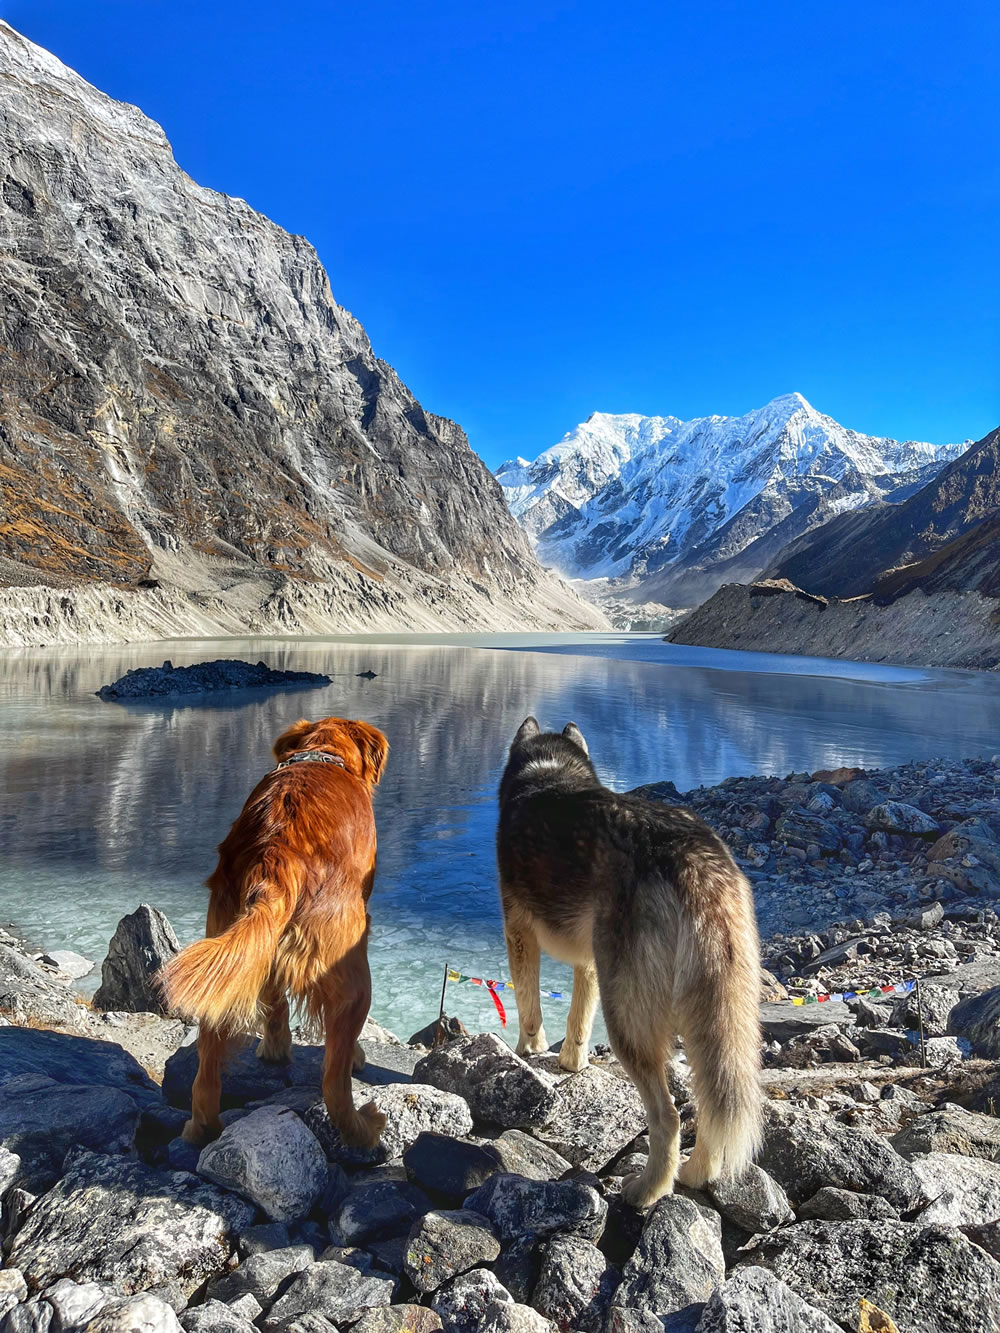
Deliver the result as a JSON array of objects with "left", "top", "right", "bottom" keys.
[
  {"left": 317, "top": 943, "right": 385, "bottom": 1149},
  {"left": 257, "top": 976, "right": 292, "bottom": 1063},
  {"left": 182, "top": 1024, "right": 228, "bottom": 1145},
  {"left": 559, "top": 963, "right": 599, "bottom": 1072},
  {"left": 504, "top": 917, "right": 547, "bottom": 1056}
]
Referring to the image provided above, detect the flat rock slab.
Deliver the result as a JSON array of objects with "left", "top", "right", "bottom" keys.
[
  {"left": 92, "top": 905, "right": 179, "bottom": 1015},
  {"left": 96, "top": 659, "right": 333, "bottom": 700},
  {"left": 695, "top": 1266, "right": 842, "bottom": 1332},
  {"left": 404, "top": 1210, "right": 500, "bottom": 1293},
  {"left": 260, "top": 1259, "right": 395, "bottom": 1332},
  {"left": 912, "top": 1152, "right": 1000, "bottom": 1227},
  {"left": 705, "top": 1164, "right": 794, "bottom": 1234},
  {"left": 330, "top": 1178, "right": 434, "bottom": 1246},
  {"left": 757, "top": 1105, "right": 925, "bottom": 1211},
  {"left": 8, "top": 1149, "right": 255, "bottom": 1297},
  {"left": 206, "top": 1244, "right": 314, "bottom": 1305},
  {"left": 465, "top": 1173, "right": 607, "bottom": 1244},
  {"left": 413, "top": 1034, "right": 557, "bottom": 1131},
  {"left": 197, "top": 1106, "right": 328, "bottom": 1222},
  {"left": 163, "top": 1039, "right": 416, "bottom": 1110},
  {"left": 0, "top": 1074, "right": 139, "bottom": 1191},
  {"left": 612, "top": 1196, "right": 724, "bottom": 1321},
  {"left": 759, "top": 1004, "right": 852, "bottom": 1044},
  {"left": 0, "top": 1026, "right": 163, "bottom": 1108},
  {"left": 891, "top": 1106, "right": 1000, "bottom": 1162},
  {"left": 742, "top": 1220, "right": 1000, "bottom": 1333},
  {"left": 531, "top": 1066, "right": 647, "bottom": 1172}
]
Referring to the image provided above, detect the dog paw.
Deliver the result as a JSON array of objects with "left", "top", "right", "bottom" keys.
[
  {"left": 347, "top": 1100, "right": 386, "bottom": 1149},
  {"left": 675, "top": 1155, "right": 709, "bottom": 1189},
  {"left": 181, "top": 1118, "right": 221, "bottom": 1147},
  {"left": 256, "top": 1043, "right": 292, "bottom": 1065},
  {"left": 621, "top": 1170, "right": 669, "bottom": 1210},
  {"left": 352, "top": 1041, "right": 366, "bottom": 1072},
  {"left": 557, "top": 1043, "right": 590, "bottom": 1072},
  {"left": 516, "top": 1027, "right": 549, "bottom": 1056}
]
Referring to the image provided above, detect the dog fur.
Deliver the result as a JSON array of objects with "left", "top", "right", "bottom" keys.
[
  {"left": 497, "top": 717, "right": 762, "bottom": 1207},
  {"left": 160, "top": 715, "right": 389, "bottom": 1149}
]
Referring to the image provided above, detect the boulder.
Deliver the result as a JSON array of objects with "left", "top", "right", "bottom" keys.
[
  {"left": 490, "top": 1131, "right": 573, "bottom": 1182},
  {"left": 205, "top": 1245, "right": 314, "bottom": 1306},
  {"left": 611, "top": 1196, "right": 724, "bottom": 1321},
  {"left": 911, "top": 1152, "right": 1000, "bottom": 1227},
  {"left": 705, "top": 1165, "right": 794, "bottom": 1233},
  {"left": 237, "top": 1222, "right": 294, "bottom": 1258},
  {"left": 403, "top": 1134, "right": 508, "bottom": 1200},
  {"left": 756, "top": 1106, "right": 925, "bottom": 1211},
  {"left": 891, "top": 1106, "right": 1000, "bottom": 1162},
  {"left": 493, "top": 1236, "right": 544, "bottom": 1304},
  {"left": 372, "top": 1084, "right": 474, "bottom": 1159},
  {"left": 38, "top": 951, "right": 94, "bottom": 980},
  {"left": 258, "top": 1259, "right": 395, "bottom": 1333},
  {"left": 350, "top": 1307, "right": 444, "bottom": 1333},
  {"left": 694, "top": 1266, "right": 842, "bottom": 1332},
  {"left": 0, "top": 1027, "right": 161, "bottom": 1108},
  {"left": 180, "top": 1301, "right": 259, "bottom": 1333},
  {"left": 0, "top": 1271, "right": 28, "bottom": 1320},
  {"left": 85, "top": 1294, "right": 183, "bottom": 1332},
  {"left": 0, "top": 943, "right": 85, "bottom": 1028},
  {"left": 430, "top": 1269, "right": 512, "bottom": 1333},
  {"left": 413, "top": 1035, "right": 557, "bottom": 1130},
  {"left": 7, "top": 1149, "right": 255, "bottom": 1298},
  {"left": 39, "top": 1277, "right": 113, "bottom": 1330},
  {"left": 302, "top": 1102, "right": 387, "bottom": 1169},
  {"left": 796, "top": 1187, "right": 899, "bottom": 1221},
  {"left": 477, "top": 1303, "right": 556, "bottom": 1333},
  {"left": 948, "top": 987, "right": 1000, "bottom": 1059},
  {"left": 92, "top": 906, "right": 180, "bottom": 1015},
  {"left": 1, "top": 1145, "right": 21, "bottom": 1198},
  {"left": 408, "top": 1017, "right": 469, "bottom": 1049},
  {"left": 403, "top": 1210, "right": 500, "bottom": 1293},
  {"left": 196, "top": 1107, "right": 328, "bottom": 1222},
  {"left": 742, "top": 1220, "right": 1000, "bottom": 1333},
  {"left": 866, "top": 803, "right": 940, "bottom": 836},
  {"left": 0, "top": 1074, "right": 139, "bottom": 1192},
  {"left": 891, "top": 983, "right": 956, "bottom": 1037},
  {"left": 532, "top": 1235, "right": 619, "bottom": 1333},
  {"left": 329, "top": 1179, "right": 432, "bottom": 1246},
  {"left": 531, "top": 1066, "right": 647, "bottom": 1172},
  {"left": 464, "top": 1173, "right": 607, "bottom": 1244},
  {"left": 773, "top": 811, "right": 841, "bottom": 856}
]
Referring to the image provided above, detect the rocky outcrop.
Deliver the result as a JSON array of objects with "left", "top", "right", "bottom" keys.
[
  {"left": 96, "top": 659, "right": 332, "bottom": 701},
  {"left": 0, "top": 22, "right": 606, "bottom": 646},
  {"left": 92, "top": 905, "right": 180, "bottom": 1015}
]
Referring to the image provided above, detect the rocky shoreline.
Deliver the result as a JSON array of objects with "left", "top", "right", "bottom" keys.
[{"left": 3, "top": 757, "right": 1000, "bottom": 1333}]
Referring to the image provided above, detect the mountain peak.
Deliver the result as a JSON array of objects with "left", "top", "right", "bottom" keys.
[{"left": 765, "top": 391, "right": 816, "bottom": 416}]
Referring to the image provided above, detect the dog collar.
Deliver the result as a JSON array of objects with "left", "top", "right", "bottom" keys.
[{"left": 274, "top": 751, "right": 347, "bottom": 772}]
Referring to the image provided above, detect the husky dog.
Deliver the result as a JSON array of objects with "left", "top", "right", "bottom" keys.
[{"left": 497, "top": 718, "right": 762, "bottom": 1208}]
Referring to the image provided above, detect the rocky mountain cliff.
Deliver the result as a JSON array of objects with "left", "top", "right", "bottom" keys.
[
  {"left": 765, "top": 427, "right": 1000, "bottom": 599},
  {"left": 497, "top": 395, "right": 965, "bottom": 607},
  {"left": 0, "top": 23, "right": 604, "bottom": 644}
]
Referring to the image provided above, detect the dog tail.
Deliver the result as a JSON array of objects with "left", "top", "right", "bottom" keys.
[
  {"left": 677, "top": 864, "right": 763, "bottom": 1183},
  {"left": 159, "top": 852, "right": 300, "bottom": 1032}
]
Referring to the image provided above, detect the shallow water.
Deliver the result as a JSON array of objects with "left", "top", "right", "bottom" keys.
[{"left": 2, "top": 632, "right": 1000, "bottom": 1043}]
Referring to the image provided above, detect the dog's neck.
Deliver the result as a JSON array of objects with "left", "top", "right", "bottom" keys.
[{"left": 274, "top": 750, "right": 347, "bottom": 773}]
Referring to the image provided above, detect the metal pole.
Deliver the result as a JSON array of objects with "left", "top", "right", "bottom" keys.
[
  {"left": 436, "top": 963, "right": 449, "bottom": 1047},
  {"left": 916, "top": 977, "right": 927, "bottom": 1070}
]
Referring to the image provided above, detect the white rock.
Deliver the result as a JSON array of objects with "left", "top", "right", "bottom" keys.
[{"left": 197, "top": 1106, "right": 328, "bottom": 1222}]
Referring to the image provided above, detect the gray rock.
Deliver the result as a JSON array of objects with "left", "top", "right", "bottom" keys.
[
  {"left": 2, "top": 1298, "right": 52, "bottom": 1333},
  {"left": 92, "top": 907, "right": 180, "bottom": 1016},
  {"left": 607, "top": 1311, "right": 678, "bottom": 1333},
  {"left": 948, "top": 986, "right": 1000, "bottom": 1058},
  {"left": 229, "top": 1294, "right": 264, "bottom": 1324},
  {"left": 912, "top": 1152, "right": 1000, "bottom": 1226},
  {"left": 7, "top": 1149, "right": 255, "bottom": 1298},
  {"left": 205, "top": 1245, "right": 314, "bottom": 1306},
  {"left": 464, "top": 1172, "right": 607, "bottom": 1243},
  {"left": 705, "top": 1164, "right": 794, "bottom": 1233},
  {"left": 532, "top": 1235, "right": 619, "bottom": 1333},
  {"left": 0, "top": 1146, "right": 20, "bottom": 1198},
  {"left": 898, "top": 902, "right": 945, "bottom": 930},
  {"left": 796, "top": 1187, "right": 899, "bottom": 1221},
  {"left": 196, "top": 1107, "right": 328, "bottom": 1222},
  {"left": 413, "top": 1035, "right": 557, "bottom": 1131},
  {"left": 0, "top": 1271, "right": 28, "bottom": 1320},
  {"left": 237, "top": 1222, "right": 293, "bottom": 1258},
  {"left": 300, "top": 1101, "right": 387, "bottom": 1169},
  {"left": 891, "top": 983, "right": 956, "bottom": 1037},
  {"left": 180, "top": 1301, "right": 258, "bottom": 1333},
  {"left": 891, "top": 1106, "right": 1000, "bottom": 1162},
  {"left": 40, "top": 1279, "right": 113, "bottom": 1332},
  {"left": 430, "top": 1269, "right": 512, "bottom": 1333},
  {"left": 0, "top": 1076, "right": 139, "bottom": 1192},
  {"left": 0, "top": 1028, "right": 160, "bottom": 1108},
  {"left": 694, "top": 1266, "right": 842, "bottom": 1332},
  {"left": 38, "top": 952, "right": 94, "bottom": 981},
  {"left": 3, "top": 1186, "right": 36, "bottom": 1241},
  {"left": 403, "top": 1210, "right": 500, "bottom": 1293},
  {"left": 531, "top": 1066, "right": 647, "bottom": 1172},
  {"left": 374, "top": 1083, "right": 473, "bottom": 1159},
  {"left": 477, "top": 1303, "right": 556, "bottom": 1333},
  {"left": 758, "top": 1004, "right": 851, "bottom": 1045},
  {"left": 743, "top": 1220, "right": 1000, "bottom": 1333},
  {"left": 260, "top": 1260, "right": 395, "bottom": 1333},
  {"left": 774, "top": 811, "right": 841, "bottom": 856},
  {"left": 611, "top": 1196, "right": 724, "bottom": 1320},
  {"left": 402, "top": 1134, "right": 507, "bottom": 1199},
  {"left": 756, "top": 1105, "right": 925, "bottom": 1211},
  {"left": 330, "top": 1179, "right": 432, "bottom": 1246},
  {"left": 0, "top": 944, "right": 84, "bottom": 1028},
  {"left": 840, "top": 779, "right": 886, "bottom": 816},
  {"left": 490, "top": 1131, "right": 573, "bottom": 1182},
  {"left": 350, "top": 1308, "right": 444, "bottom": 1333},
  {"left": 866, "top": 802, "right": 940, "bottom": 836},
  {"left": 84, "top": 1295, "right": 183, "bottom": 1333}
]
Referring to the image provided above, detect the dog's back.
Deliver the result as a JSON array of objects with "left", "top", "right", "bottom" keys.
[{"left": 497, "top": 718, "right": 762, "bottom": 1204}]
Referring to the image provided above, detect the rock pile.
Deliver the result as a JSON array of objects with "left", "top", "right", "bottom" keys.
[{"left": 96, "top": 660, "right": 333, "bottom": 701}]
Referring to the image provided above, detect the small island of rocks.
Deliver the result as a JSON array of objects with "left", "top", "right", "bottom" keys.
[{"left": 96, "top": 660, "right": 333, "bottom": 702}]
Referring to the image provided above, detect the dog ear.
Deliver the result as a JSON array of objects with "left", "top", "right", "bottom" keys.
[
  {"left": 349, "top": 721, "right": 389, "bottom": 786},
  {"left": 513, "top": 717, "right": 540, "bottom": 746},
  {"left": 273, "top": 718, "right": 314, "bottom": 761},
  {"left": 563, "top": 722, "right": 589, "bottom": 756}
]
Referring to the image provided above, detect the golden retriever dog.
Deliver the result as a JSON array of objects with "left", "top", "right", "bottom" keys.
[{"left": 161, "top": 715, "right": 389, "bottom": 1149}]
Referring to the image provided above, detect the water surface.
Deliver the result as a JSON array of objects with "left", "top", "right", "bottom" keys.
[{"left": 2, "top": 633, "right": 999, "bottom": 1041}]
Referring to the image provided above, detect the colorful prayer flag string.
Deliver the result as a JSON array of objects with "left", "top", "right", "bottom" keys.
[{"left": 788, "top": 979, "right": 916, "bottom": 1006}]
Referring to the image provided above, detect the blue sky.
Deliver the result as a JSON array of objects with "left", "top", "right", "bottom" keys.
[{"left": 4, "top": 0, "right": 997, "bottom": 467}]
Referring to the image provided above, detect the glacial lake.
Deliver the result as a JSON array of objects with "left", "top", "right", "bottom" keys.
[{"left": 3, "top": 632, "right": 1000, "bottom": 1044}]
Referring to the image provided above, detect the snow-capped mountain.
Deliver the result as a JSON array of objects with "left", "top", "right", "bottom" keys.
[{"left": 496, "top": 394, "right": 967, "bottom": 606}]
